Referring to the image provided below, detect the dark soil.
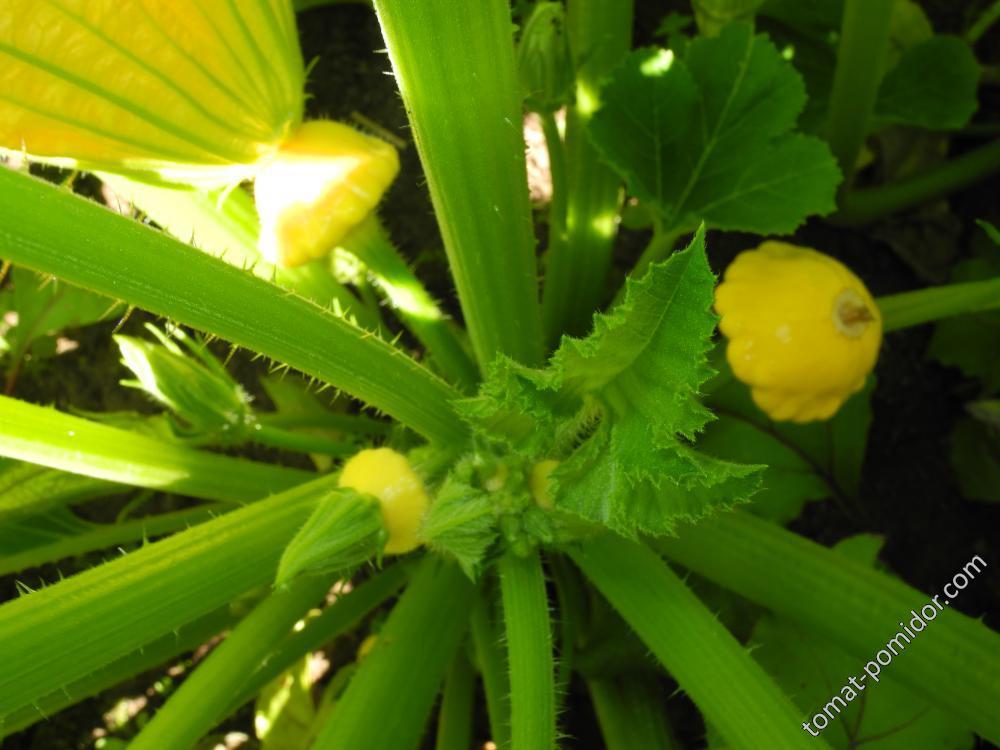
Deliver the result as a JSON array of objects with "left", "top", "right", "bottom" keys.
[{"left": 4, "top": 1, "right": 1000, "bottom": 748}]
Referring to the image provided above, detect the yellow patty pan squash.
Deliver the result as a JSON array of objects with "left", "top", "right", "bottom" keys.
[
  {"left": 714, "top": 241, "right": 882, "bottom": 423},
  {"left": 338, "top": 448, "right": 429, "bottom": 555},
  {"left": 0, "top": 0, "right": 398, "bottom": 268}
]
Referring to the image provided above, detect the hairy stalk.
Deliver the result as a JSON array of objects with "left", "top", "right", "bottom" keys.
[
  {"left": 256, "top": 410, "right": 391, "bottom": 436},
  {"left": 835, "top": 138, "right": 1000, "bottom": 225},
  {"left": 373, "top": 0, "right": 544, "bottom": 367},
  {"left": 570, "top": 535, "right": 824, "bottom": 750},
  {"left": 587, "top": 674, "right": 680, "bottom": 750},
  {"left": 341, "top": 218, "right": 479, "bottom": 389},
  {"left": 0, "top": 504, "right": 223, "bottom": 576},
  {"left": 0, "top": 605, "right": 242, "bottom": 737},
  {"left": 657, "top": 511, "right": 1000, "bottom": 744},
  {"left": 824, "top": 0, "right": 893, "bottom": 188},
  {"left": 878, "top": 277, "right": 1000, "bottom": 332},
  {"left": 130, "top": 574, "right": 333, "bottom": 750},
  {"left": 435, "top": 651, "right": 476, "bottom": 750},
  {"left": 0, "top": 167, "right": 467, "bottom": 444},
  {"left": 312, "top": 557, "right": 475, "bottom": 749},
  {"left": 0, "top": 395, "right": 310, "bottom": 500},
  {"left": 542, "top": 0, "right": 634, "bottom": 342},
  {"left": 0, "top": 463, "right": 116, "bottom": 523},
  {"left": 226, "top": 562, "right": 412, "bottom": 712},
  {"left": 99, "top": 174, "right": 380, "bottom": 329},
  {"left": 0, "top": 474, "right": 337, "bottom": 720},
  {"left": 500, "top": 552, "right": 557, "bottom": 750},
  {"left": 250, "top": 423, "right": 356, "bottom": 457},
  {"left": 472, "top": 587, "right": 511, "bottom": 750}
]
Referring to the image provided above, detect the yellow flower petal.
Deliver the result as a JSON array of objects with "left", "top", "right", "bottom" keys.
[{"left": 0, "top": 0, "right": 303, "bottom": 183}]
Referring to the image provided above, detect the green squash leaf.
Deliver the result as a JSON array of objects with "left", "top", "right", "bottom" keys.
[
  {"left": 462, "top": 228, "right": 761, "bottom": 537},
  {"left": 588, "top": 24, "right": 840, "bottom": 235},
  {"left": 873, "top": 36, "right": 980, "bottom": 130},
  {"left": 700, "top": 351, "right": 874, "bottom": 523}
]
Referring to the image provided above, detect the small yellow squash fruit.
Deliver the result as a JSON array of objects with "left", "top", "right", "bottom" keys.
[
  {"left": 714, "top": 241, "right": 882, "bottom": 423},
  {"left": 529, "top": 459, "right": 560, "bottom": 509},
  {"left": 254, "top": 121, "right": 400, "bottom": 267},
  {"left": 338, "top": 447, "right": 429, "bottom": 555}
]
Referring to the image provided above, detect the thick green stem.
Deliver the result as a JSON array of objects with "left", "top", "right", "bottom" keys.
[
  {"left": 312, "top": 557, "right": 475, "bottom": 749},
  {"left": 373, "top": 0, "right": 544, "bottom": 367},
  {"left": 0, "top": 505, "right": 222, "bottom": 576},
  {"left": 499, "top": 552, "right": 556, "bottom": 750},
  {"left": 99, "top": 174, "right": 380, "bottom": 330},
  {"left": 0, "top": 395, "right": 309, "bottom": 501},
  {"left": 824, "top": 0, "right": 893, "bottom": 188},
  {"left": 341, "top": 218, "right": 479, "bottom": 389},
  {"left": 0, "top": 167, "right": 467, "bottom": 445},
  {"left": 0, "top": 604, "right": 242, "bottom": 737},
  {"left": 471, "top": 587, "right": 511, "bottom": 750},
  {"left": 878, "top": 277, "right": 1000, "bottom": 332},
  {"left": 835, "top": 138, "right": 1000, "bottom": 225},
  {"left": 129, "top": 574, "right": 332, "bottom": 750},
  {"left": 256, "top": 410, "right": 390, "bottom": 436},
  {"left": 587, "top": 674, "right": 681, "bottom": 750},
  {"left": 656, "top": 511, "right": 1000, "bottom": 744},
  {"left": 542, "top": 0, "right": 633, "bottom": 343},
  {"left": 570, "top": 535, "right": 825, "bottom": 750},
  {"left": 250, "top": 423, "right": 356, "bottom": 457},
  {"left": 226, "top": 562, "right": 412, "bottom": 712},
  {"left": 0, "top": 474, "right": 335, "bottom": 719},
  {"left": 435, "top": 651, "right": 476, "bottom": 750},
  {"left": 0, "top": 463, "right": 116, "bottom": 524}
]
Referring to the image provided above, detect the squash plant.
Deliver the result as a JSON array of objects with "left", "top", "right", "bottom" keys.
[{"left": 1, "top": 1, "right": 1000, "bottom": 748}]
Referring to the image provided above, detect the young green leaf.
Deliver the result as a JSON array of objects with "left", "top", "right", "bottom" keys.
[
  {"left": 588, "top": 24, "right": 839, "bottom": 235},
  {"left": 873, "top": 36, "right": 979, "bottom": 130},
  {"left": 462, "top": 228, "right": 761, "bottom": 537},
  {"left": 419, "top": 474, "right": 497, "bottom": 578},
  {"left": 0, "top": 268, "right": 118, "bottom": 386}
]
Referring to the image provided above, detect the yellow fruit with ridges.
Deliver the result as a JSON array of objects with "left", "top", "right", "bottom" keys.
[
  {"left": 338, "top": 448, "right": 428, "bottom": 555},
  {"left": 714, "top": 241, "right": 882, "bottom": 423}
]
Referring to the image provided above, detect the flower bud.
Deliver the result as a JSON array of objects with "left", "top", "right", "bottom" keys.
[{"left": 517, "top": 3, "right": 574, "bottom": 113}]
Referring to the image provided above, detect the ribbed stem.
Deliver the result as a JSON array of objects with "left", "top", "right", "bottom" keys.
[
  {"left": 225, "top": 562, "right": 412, "bottom": 712},
  {"left": 341, "top": 218, "right": 479, "bottom": 388},
  {"left": 435, "top": 651, "right": 476, "bottom": 750},
  {"left": 0, "top": 167, "right": 468, "bottom": 445},
  {"left": 472, "top": 586, "right": 511, "bottom": 750},
  {"left": 824, "top": 0, "right": 893, "bottom": 187},
  {"left": 0, "top": 395, "right": 310, "bottom": 501},
  {"left": 373, "top": 0, "right": 544, "bottom": 368},
  {"left": 0, "top": 473, "right": 335, "bottom": 719},
  {"left": 129, "top": 574, "right": 332, "bottom": 750},
  {"left": 570, "top": 535, "right": 824, "bottom": 750},
  {"left": 587, "top": 674, "right": 681, "bottom": 750},
  {"left": 312, "top": 557, "right": 475, "bottom": 749},
  {"left": 542, "top": 0, "right": 633, "bottom": 343},
  {"left": 657, "top": 511, "right": 1000, "bottom": 745},
  {"left": 499, "top": 552, "right": 557, "bottom": 750}
]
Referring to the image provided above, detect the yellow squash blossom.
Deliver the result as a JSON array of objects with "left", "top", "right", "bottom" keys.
[
  {"left": 0, "top": 0, "right": 397, "bottom": 266},
  {"left": 714, "top": 241, "right": 882, "bottom": 423}
]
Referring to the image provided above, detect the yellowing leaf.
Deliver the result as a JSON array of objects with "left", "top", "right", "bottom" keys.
[{"left": 0, "top": 0, "right": 304, "bottom": 183}]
